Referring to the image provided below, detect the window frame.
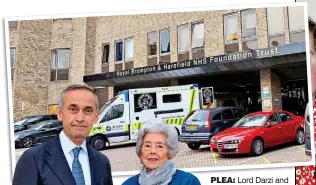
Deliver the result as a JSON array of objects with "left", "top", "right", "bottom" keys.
[
  {"left": 147, "top": 31, "right": 158, "bottom": 58},
  {"left": 241, "top": 9, "right": 258, "bottom": 51},
  {"left": 160, "top": 28, "right": 171, "bottom": 56},
  {"left": 114, "top": 40, "right": 123, "bottom": 63},
  {"left": 223, "top": 13, "right": 239, "bottom": 53},
  {"left": 266, "top": 7, "right": 286, "bottom": 47},
  {"left": 267, "top": 114, "right": 279, "bottom": 126},
  {"left": 51, "top": 48, "right": 70, "bottom": 81},
  {"left": 191, "top": 20, "right": 205, "bottom": 49},
  {"left": 101, "top": 43, "right": 110, "bottom": 65},
  {"left": 177, "top": 24, "right": 190, "bottom": 54},
  {"left": 125, "top": 37, "right": 134, "bottom": 62},
  {"left": 241, "top": 9, "right": 257, "bottom": 42},
  {"left": 278, "top": 112, "right": 292, "bottom": 123},
  {"left": 224, "top": 13, "right": 239, "bottom": 45},
  {"left": 287, "top": 6, "right": 306, "bottom": 43},
  {"left": 10, "top": 47, "right": 15, "bottom": 69},
  {"left": 102, "top": 104, "right": 124, "bottom": 122}
]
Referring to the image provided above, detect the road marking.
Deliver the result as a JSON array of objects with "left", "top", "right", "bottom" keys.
[
  {"left": 212, "top": 153, "right": 218, "bottom": 166},
  {"left": 262, "top": 156, "right": 271, "bottom": 164},
  {"left": 298, "top": 146, "right": 305, "bottom": 152}
]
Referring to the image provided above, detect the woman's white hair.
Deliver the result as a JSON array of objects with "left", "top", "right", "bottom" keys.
[{"left": 135, "top": 119, "right": 180, "bottom": 159}]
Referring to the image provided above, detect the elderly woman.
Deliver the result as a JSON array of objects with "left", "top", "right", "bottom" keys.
[{"left": 122, "top": 119, "right": 201, "bottom": 185}]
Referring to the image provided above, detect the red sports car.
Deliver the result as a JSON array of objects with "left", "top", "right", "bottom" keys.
[{"left": 210, "top": 110, "right": 305, "bottom": 156}]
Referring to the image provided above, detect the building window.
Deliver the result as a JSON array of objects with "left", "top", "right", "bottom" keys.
[
  {"left": 148, "top": 32, "right": 157, "bottom": 57},
  {"left": 9, "top": 21, "right": 18, "bottom": 29},
  {"left": 10, "top": 48, "right": 15, "bottom": 80},
  {"left": 51, "top": 49, "right": 70, "bottom": 81},
  {"left": 267, "top": 7, "right": 285, "bottom": 47},
  {"left": 115, "top": 40, "right": 123, "bottom": 62},
  {"left": 288, "top": 6, "right": 305, "bottom": 43},
  {"left": 148, "top": 32, "right": 158, "bottom": 66},
  {"left": 125, "top": 38, "right": 134, "bottom": 62},
  {"left": 242, "top": 9, "right": 258, "bottom": 50},
  {"left": 147, "top": 32, "right": 158, "bottom": 66},
  {"left": 178, "top": 24, "right": 189, "bottom": 61},
  {"left": 102, "top": 43, "right": 110, "bottom": 64},
  {"left": 224, "top": 14, "right": 239, "bottom": 53},
  {"left": 192, "top": 21, "right": 205, "bottom": 59},
  {"left": 160, "top": 29, "right": 170, "bottom": 55},
  {"left": 160, "top": 29, "right": 171, "bottom": 63}
]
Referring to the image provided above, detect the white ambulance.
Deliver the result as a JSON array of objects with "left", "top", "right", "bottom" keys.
[{"left": 87, "top": 84, "right": 214, "bottom": 150}]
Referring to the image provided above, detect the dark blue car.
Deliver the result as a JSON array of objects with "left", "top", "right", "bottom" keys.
[
  {"left": 180, "top": 107, "right": 246, "bottom": 150},
  {"left": 15, "top": 120, "right": 63, "bottom": 148},
  {"left": 14, "top": 114, "right": 58, "bottom": 132}
]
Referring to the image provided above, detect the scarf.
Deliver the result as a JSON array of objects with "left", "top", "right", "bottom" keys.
[{"left": 138, "top": 160, "right": 176, "bottom": 185}]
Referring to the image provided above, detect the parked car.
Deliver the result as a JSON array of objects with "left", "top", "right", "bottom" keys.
[
  {"left": 14, "top": 114, "right": 57, "bottom": 132},
  {"left": 15, "top": 120, "right": 62, "bottom": 148},
  {"left": 304, "top": 103, "right": 312, "bottom": 156},
  {"left": 179, "top": 107, "right": 246, "bottom": 150},
  {"left": 210, "top": 110, "right": 305, "bottom": 156}
]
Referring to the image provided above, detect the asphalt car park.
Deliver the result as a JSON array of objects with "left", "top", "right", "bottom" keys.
[{"left": 15, "top": 141, "right": 311, "bottom": 172}]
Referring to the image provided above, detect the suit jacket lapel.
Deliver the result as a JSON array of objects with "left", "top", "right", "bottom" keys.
[
  {"left": 45, "top": 136, "right": 76, "bottom": 185},
  {"left": 88, "top": 146, "right": 102, "bottom": 185}
]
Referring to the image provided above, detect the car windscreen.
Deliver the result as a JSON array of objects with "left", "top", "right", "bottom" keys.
[
  {"left": 14, "top": 118, "right": 29, "bottom": 125},
  {"left": 99, "top": 96, "right": 118, "bottom": 113},
  {"left": 30, "top": 123, "right": 46, "bottom": 130},
  {"left": 24, "top": 117, "right": 41, "bottom": 124},
  {"left": 233, "top": 115, "right": 267, "bottom": 128},
  {"left": 185, "top": 110, "right": 209, "bottom": 122}
]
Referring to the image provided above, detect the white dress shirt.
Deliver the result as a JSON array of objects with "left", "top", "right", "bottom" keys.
[{"left": 59, "top": 130, "right": 91, "bottom": 185}]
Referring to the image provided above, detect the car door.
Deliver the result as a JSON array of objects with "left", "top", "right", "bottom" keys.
[
  {"left": 221, "top": 109, "right": 235, "bottom": 129},
  {"left": 43, "top": 122, "right": 63, "bottom": 142},
  {"left": 277, "top": 112, "right": 295, "bottom": 143},
  {"left": 99, "top": 104, "right": 126, "bottom": 143},
  {"left": 262, "top": 114, "right": 281, "bottom": 147},
  {"left": 210, "top": 111, "right": 223, "bottom": 135},
  {"left": 35, "top": 124, "right": 52, "bottom": 143}
]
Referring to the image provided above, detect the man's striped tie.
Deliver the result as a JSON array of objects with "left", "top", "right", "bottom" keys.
[{"left": 72, "top": 147, "right": 85, "bottom": 185}]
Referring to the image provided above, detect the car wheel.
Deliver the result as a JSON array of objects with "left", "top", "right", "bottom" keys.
[
  {"left": 251, "top": 138, "right": 264, "bottom": 156},
  {"left": 22, "top": 137, "right": 33, "bottom": 148},
  {"left": 187, "top": 143, "right": 201, "bottom": 150},
  {"left": 91, "top": 136, "right": 107, "bottom": 151},
  {"left": 295, "top": 129, "right": 304, "bottom": 145}
]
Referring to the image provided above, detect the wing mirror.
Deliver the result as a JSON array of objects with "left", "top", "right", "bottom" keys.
[{"left": 266, "top": 122, "right": 272, "bottom": 128}]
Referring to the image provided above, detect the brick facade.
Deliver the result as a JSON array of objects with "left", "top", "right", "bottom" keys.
[{"left": 9, "top": 7, "right": 297, "bottom": 120}]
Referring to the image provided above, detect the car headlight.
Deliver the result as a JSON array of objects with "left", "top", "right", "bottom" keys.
[
  {"left": 229, "top": 139, "right": 243, "bottom": 144},
  {"left": 210, "top": 138, "right": 216, "bottom": 143}
]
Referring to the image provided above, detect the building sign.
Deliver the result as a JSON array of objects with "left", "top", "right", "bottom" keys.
[
  {"left": 201, "top": 87, "right": 214, "bottom": 107},
  {"left": 116, "top": 47, "right": 279, "bottom": 77},
  {"left": 263, "top": 86, "right": 270, "bottom": 98},
  {"left": 83, "top": 43, "right": 306, "bottom": 84}
]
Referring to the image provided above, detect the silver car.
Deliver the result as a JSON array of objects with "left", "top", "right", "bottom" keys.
[{"left": 304, "top": 103, "right": 311, "bottom": 156}]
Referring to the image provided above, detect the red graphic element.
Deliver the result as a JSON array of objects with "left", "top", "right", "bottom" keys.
[{"left": 295, "top": 101, "right": 316, "bottom": 185}]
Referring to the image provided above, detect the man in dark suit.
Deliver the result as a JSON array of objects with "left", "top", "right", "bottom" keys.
[{"left": 13, "top": 84, "right": 113, "bottom": 185}]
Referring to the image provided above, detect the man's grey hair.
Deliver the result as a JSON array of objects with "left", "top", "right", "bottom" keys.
[
  {"left": 58, "top": 84, "right": 99, "bottom": 110},
  {"left": 135, "top": 119, "right": 180, "bottom": 159}
]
